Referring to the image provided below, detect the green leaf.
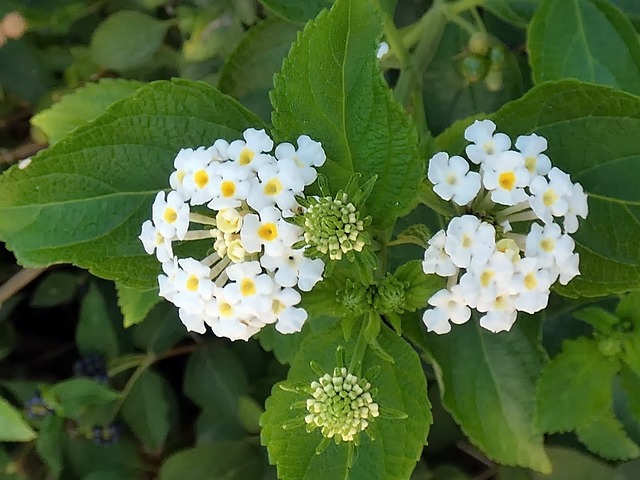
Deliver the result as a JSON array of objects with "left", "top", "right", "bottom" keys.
[
  {"left": 528, "top": 0, "right": 640, "bottom": 94},
  {"left": 393, "top": 260, "right": 444, "bottom": 312},
  {"left": 49, "top": 379, "right": 119, "bottom": 418},
  {"left": 160, "top": 442, "right": 266, "bottom": 480},
  {"left": 388, "top": 224, "right": 431, "bottom": 248},
  {"left": 238, "top": 396, "right": 263, "bottom": 434},
  {"left": 196, "top": 409, "right": 247, "bottom": 444},
  {"left": 488, "top": 80, "right": 640, "bottom": 297},
  {"left": 259, "top": 0, "right": 332, "bottom": 23},
  {"left": 271, "top": 0, "right": 424, "bottom": 229},
  {"left": 36, "top": 415, "right": 64, "bottom": 478},
  {"left": 483, "top": 0, "right": 540, "bottom": 27},
  {"left": 0, "top": 396, "right": 36, "bottom": 442},
  {"left": 573, "top": 306, "right": 620, "bottom": 334},
  {"left": 131, "top": 302, "right": 189, "bottom": 354},
  {"left": 219, "top": 18, "right": 298, "bottom": 121},
  {"left": 620, "top": 365, "right": 640, "bottom": 423},
  {"left": 0, "top": 79, "right": 263, "bottom": 289},
  {"left": 76, "top": 283, "right": 120, "bottom": 359},
  {"left": 535, "top": 337, "right": 639, "bottom": 459},
  {"left": 64, "top": 437, "right": 142, "bottom": 479},
  {"left": 183, "top": 346, "right": 248, "bottom": 414},
  {"left": 122, "top": 370, "right": 171, "bottom": 450},
  {"left": 90, "top": 11, "right": 168, "bottom": 72},
  {"left": 31, "top": 79, "right": 144, "bottom": 144},
  {"left": 30, "top": 271, "right": 79, "bottom": 308},
  {"left": 0, "top": 39, "right": 52, "bottom": 103},
  {"left": 116, "top": 282, "right": 161, "bottom": 328},
  {"left": 425, "top": 320, "right": 550, "bottom": 472},
  {"left": 261, "top": 324, "right": 431, "bottom": 480}
]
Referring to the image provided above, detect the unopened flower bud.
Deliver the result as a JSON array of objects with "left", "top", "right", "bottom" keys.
[{"left": 1, "top": 12, "right": 27, "bottom": 40}]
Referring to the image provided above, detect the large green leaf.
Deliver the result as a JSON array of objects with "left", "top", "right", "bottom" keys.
[
  {"left": 219, "top": 18, "right": 299, "bottom": 122},
  {"left": 424, "top": 319, "right": 550, "bottom": 472},
  {"left": 76, "top": 283, "right": 121, "bottom": 359},
  {"left": 270, "top": 0, "right": 423, "bottom": 229},
  {"left": 0, "top": 396, "right": 36, "bottom": 442},
  {"left": 489, "top": 80, "right": 640, "bottom": 297},
  {"left": 31, "top": 79, "right": 144, "bottom": 144},
  {"left": 528, "top": 0, "right": 640, "bottom": 94},
  {"left": 0, "top": 79, "right": 263, "bottom": 289},
  {"left": 261, "top": 324, "right": 431, "bottom": 480}
]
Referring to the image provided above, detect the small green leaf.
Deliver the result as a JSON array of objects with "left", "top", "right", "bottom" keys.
[
  {"left": 425, "top": 320, "right": 550, "bottom": 472},
  {"left": 528, "top": 0, "right": 640, "bottom": 94},
  {"left": 238, "top": 396, "right": 263, "bottom": 434},
  {"left": 573, "top": 306, "right": 620, "bottom": 334},
  {"left": 122, "top": 370, "right": 172, "bottom": 450},
  {"left": 90, "top": 11, "right": 168, "bottom": 71},
  {"left": 271, "top": 0, "right": 424, "bottom": 229},
  {"left": 0, "top": 396, "right": 36, "bottom": 442},
  {"left": 183, "top": 346, "right": 248, "bottom": 414},
  {"left": 259, "top": 0, "right": 332, "bottom": 23},
  {"left": 393, "top": 260, "right": 444, "bottom": 312},
  {"left": 36, "top": 415, "right": 64, "bottom": 478},
  {"left": 31, "top": 79, "right": 144, "bottom": 144},
  {"left": 49, "top": 379, "right": 119, "bottom": 418},
  {"left": 219, "top": 18, "right": 299, "bottom": 121},
  {"left": 261, "top": 324, "right": 431, "bottom": 480},
  {"left": 159, "top": 442, "right": 266, "bottom": 480},
  {"left": 131, "top": 302, "right": 188, "bottom": 354},
  {"left": 618, "top": 292, "right": 640, "bottom": 325},
  {"left": 575, "top": 410, "right": 640, "bottom": 460},
  {"left": 76, "top": 283, "right": 120, "bottom": 359},
  {"left": 388, "top": 224, "right": 431, "bottom": 248},
  {"left": 116, "top": 282, "right": 161, "bottom": 328}
]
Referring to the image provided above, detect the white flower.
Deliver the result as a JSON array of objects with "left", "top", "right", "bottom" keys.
[
  {"left": 274, "top": 135, "right": 326, "bottom": 185},
  {"left": 445, "top": 215, "right": 496, "bottom": 268},
  {"left": 171, "top": 258, "right": 214, "bottom": 314},
  {"left": 376, "top": 41, "right": 389, "bottom": 59},
  {"left": 482, "top": 151, "right": 531, "bottom": 206},
  {"left": 515, "top": 133, "right": 551, "bottom": 176},
  {"left": 427, "top": 152, "right": 481, "bottom": 206},
  {"left": 511, "top": 258, "right": 552, "bottom": 313},
  {"left": 479, "top": 308, "right": 518, "bottom": 333},
  {"left": 563, "top": 182, "right": 588, "bottom": 234},
  {"left": 178, "top": 308, "right": 207, "bottom": 334},
  {"left": 227, "top": 128, "right": 274, "bottom": 177},
  {"left": 525, "top": 222, "right": 575, "bottom": 268},
  {"left": 241, "top": 206, "right": 301, "bottom": 257},
  {"left": 152, "top": 191, "right": 190, "bottom": 240},
  {"left": 268, "top": 287, "right": 307, "bottom": 334},
  {"left": 261, "top": 246, "right": 324, "bottom": 291},
  {"left": 139, "top": 220, "right": 173, "bottom": 263},
  {"left": 422, "top": 287, "right": 471, "bottom": 334},
  {"left": 158, "top": 257, "right": 179, "bottom": 302},
  {"left": 528, "top": 167, "right": 572, "bottom": 223},
  {"left": 207, "top": 162, "right": 252, "bottom": 210},
  {"left": 216, "top": 208, "right": 243, "bottom": 234},
  {"left": 458, "top": 251, "right": 514, "bottom": 309},
  {"left": 423, "top": 230, "right": 458, "bottom": 277},
  {"left": 556, "top": 252, "right": 580, "bottom": 285},
  {"left": 181, "top": 152, "right": 220, "bottom": 205},
  {"left": 464, "top": 119, "right": 511, "bottom": 165},
  {"left": 247, "top": 159, "right": 304, "bottom": 212},
  {"left": 225, "top": 261, "right": 274, "bottom": 316}
]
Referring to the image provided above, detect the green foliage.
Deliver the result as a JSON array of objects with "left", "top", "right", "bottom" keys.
[
  {"left": 89, "top": 11, "right": 168, "bottom": 72},
  {"left": 35, "top": 416, "right": 64, "bottom": 478},
  {"left": 483, "top": 0, "right": 540, "bottom": 27},
  {"left": 0, "top": 79, "right": 262, "bottom": 289},
  {"left": 261, "top": 324, "right": 431, "bottom": 480},
  {"left": 115, "top": 283, "right": 160, "bottom": 328},
  {"left": 48, "top": 379, "right": 119, "bottom": 419},
  {"left": 76, "top": 283, "right": 121, "bottom": 359},
  {"left": 31, "top": 79, "right": 144, "bottom": 144},
  {"left": 528, "top": 0, "right": 640, "bottom": 94},
  {"left": 259, "top": 0, "right": 333, "bottom": 23},
  {"left": 0, "top": 396, "right": 36, "bottom": 442},
  {"left": 271, "top": 0, "right": 424, "bottom": 229},
  {"left": 30, "top": 271, "right": 79, "bottom": 308}
]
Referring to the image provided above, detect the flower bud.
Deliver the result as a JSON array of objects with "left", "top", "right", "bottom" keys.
[
  {"left": 1, "top": 12, "right": 27, "bottom": 40},
  {"left": 457, "top": 53, "right": 489, "bottom": 83},
  {"left": 468, "top": 31, "right": 490, "bottom": 56}
]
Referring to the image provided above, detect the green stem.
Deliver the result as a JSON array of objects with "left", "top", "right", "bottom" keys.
[
  {"left": 383, "top": 16, "right": 410, "bottom": 69},
  {"left": 448, "top": 0, "right": 486, "bottom": 15},
  {"left": 348, "top": 318, "right": 369, "bottom": 374},
  {"left": 444, "top": 9, "right": 477, "bottom": 35},
  {"left": 470, "top": 7, "right": 487, "bottom": 32}
]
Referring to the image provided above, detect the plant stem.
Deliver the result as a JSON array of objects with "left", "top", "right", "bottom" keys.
[
  {"left": 448, "top": 0, "right": 486, "bottom": 15},
  {"left": 0, "top": 267, "right": 47, "bottom": 305},
  {"left": 348, "top": 318, "right": 369, "bottom": 374}
]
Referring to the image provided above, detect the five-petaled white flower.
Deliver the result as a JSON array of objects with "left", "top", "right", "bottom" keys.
[{"left": 427, "top": 152, "right": 481, "bottom": 206}]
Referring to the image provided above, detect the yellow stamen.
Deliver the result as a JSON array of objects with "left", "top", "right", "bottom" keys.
[
  {"left": 176, "top": 170, "right": 186, "bottom": 185},
  {"left": 163, "top": 207, "right": 177, "bottom": 223},
  {"left": 524, "top": 272, "right": 538, "bottom": 290},
  {"left": 263, "top": 178, "right": 283, "bottom": 196},
  {"left": 498, "top": 171, "right": 516, "bottom": 191},
  {"left": 541, "top": 238, "right": 555, "bottom": 252},
  {"left": 219, "top": 302, "right": 233, "bottom": 317},
  {"left": 445, "top": 173, "right": 458, "bottom": 185},
  {"left": 272, "top": 299, "right": 285, "bottom": 315},
  {"left": 239, "top": 147, "right": 255, "bottom": 165},
  {"left": 186, "top": 275, "right": 199, "bottom": 292},
  {"left": 480, "top": 270, "right": 494, "bottom": 287},
  {"left": 542, "top": 189, "right": 558, "bottom": 207},
  {"left": 258, "top": 222, "right": 278, "bottom": 241},
  {"left": 221, "top": 181, "right": 236, "bottom": 197},
  {"left": 240, "top": 278, "right": 256, "bottom": 296},
  {"left": 524, "top": 156, "right": 537, "bottom": 173},
  {"left": 462, "top": 234, "right": 473, "bottom": 248},
  {"left": 194, "top": 170, "right": 209, "bottom": 188}
]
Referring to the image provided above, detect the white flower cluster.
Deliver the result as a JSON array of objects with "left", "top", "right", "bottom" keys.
[
  {"left": 139, "top": 128, "right": 326, "bottom": 341},
  {"left": 423, "top": 120, "right": 588, "bottom": 334}
]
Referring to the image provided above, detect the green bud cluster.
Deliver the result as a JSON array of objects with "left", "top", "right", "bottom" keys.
[
  {"left": 303, "top": 193, "right": 367, "bottom": 260},
  {"left": 374, "top": 274, "right": 408, "bottom": 314},
  {"left": 305, "top": 367, "right": 379, "bottom": 442},
  {"left": 457, "top": 32, "right": 508, "bottom": 92}
]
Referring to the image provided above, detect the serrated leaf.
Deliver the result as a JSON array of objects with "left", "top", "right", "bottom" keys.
[
  {"left": 0, "top": 396, "right": 36, "bottom": 442},
  {"left": 76, "top": 283, "right": 120, "bottom": 359},
  {"left": 49, "top": 378, "right": 119, "bottom": 418},
  {"left": 388, "top": 224, "right": 431, "bottom": 248},
  {"left": 536, "top": 338, "right": 619, "bottom": 433},
  {"left": 261, "top": 324, "right": 431, "bottom": 480},
  {"left": 36, "top": 415, "right": 64, "bottom": 478},
  {"left": 425, "top": 320, "right": 550, "bottom": 472},
  {"left": 116, "top": 282, "right": 161, "bottom": 328},
  {"left": 90, "top": 11, "right": 168, "bottom": 72},
  {"left": 271, "top": 0, "right": 423, "bottom": 229},
  {"left": 0, "top": 79, "right": 263, "bottom": 289},
  {"left": 486, "top": 80, "right": 640, "bottom": 298},
  {"left": 31, "top": 79, "right": 144, "bottom": 144},
  {"left": 122, "top": 370, "right": 171, "bottom": 450},
  {"left": 259, "top": 0, "right": 332, "bottom": 23},
  {"left": 528, "top": 0, "right": 640, "bottom": 94},
  {"left": 219, "top": 18, "right": 299, "bottom": 121},
  {"left": 183, "top": 346, "right": 248, "bottom": 414},
  {"left": 576, "top": 410, "right": 640, "bottom": 460}
]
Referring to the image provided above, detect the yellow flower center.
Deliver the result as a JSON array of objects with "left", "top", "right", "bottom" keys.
[
  {"left": 194, "top": 170, "right": 209, "bottom": 188},
  {"left": 239, "top": 147, "right": 255, "bottom": 165},
  {"left": 542, "top": 189, "right": 558, "bottom": 207},
  {"left": 462, "top": 234, "right": 473, "bottom": 248},
  {"left": 483, "top": 140, "right": 495, "bottom": 154},
  {"left": 221, "top": 181, "right": 236, "bottom": 197},
  {"left": 445, "top": 173, "right": 458, "bottom": 185},
  {"left": 524, "top": 272, "right": 538, "bottom": 290},
  {"left": 258, "top": 222, "right": 278, "bottom": 241},
  {"left": 263, "top": 178, "right": 283, "bottom": 196},
  {"left": 219, "top": 302, "right": 233, "bottom": 317},
  {"left": 498, "top": 171, "right": 516, "bottom": 191},
  {"left": 272, "top": 299, "right": 286, "bottom": 315},
  {"left": 495, "top": 295, "right": 508, "bottom": 310},
  {"left": 240, "top": 278, "right": 256, "bottom": 296},
  {"left": 163, "top": 207, "right": 177, "bottom": 223},
  {"left": 480, "top": 270, "right": 494, "bottom": 287},
  {"left": 524, "top": 156, "right": 537, "bottom": 173},
  {"left": 186, "top": 275, "right": 199, "bottom": 292},
  {"left": 176, "top": 170, "right": 186, "bottom": 185},
  {"left": 541, "top": 238, "right": 555, "bottom": 252}
]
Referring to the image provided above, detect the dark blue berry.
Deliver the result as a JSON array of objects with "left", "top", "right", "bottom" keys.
[
  {"left": 91, "top": 424, "right": 120, "bottom": 446},
  {"left": 73, "top": 353, "right": 108, "bottom": 384},
  {"left": 24, "top": 392, "right": 53, "bottom": 419}
]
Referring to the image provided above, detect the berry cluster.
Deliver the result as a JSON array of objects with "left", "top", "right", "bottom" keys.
[{"left": 423, "top": 120, "right": 588, "bottom": 334}]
